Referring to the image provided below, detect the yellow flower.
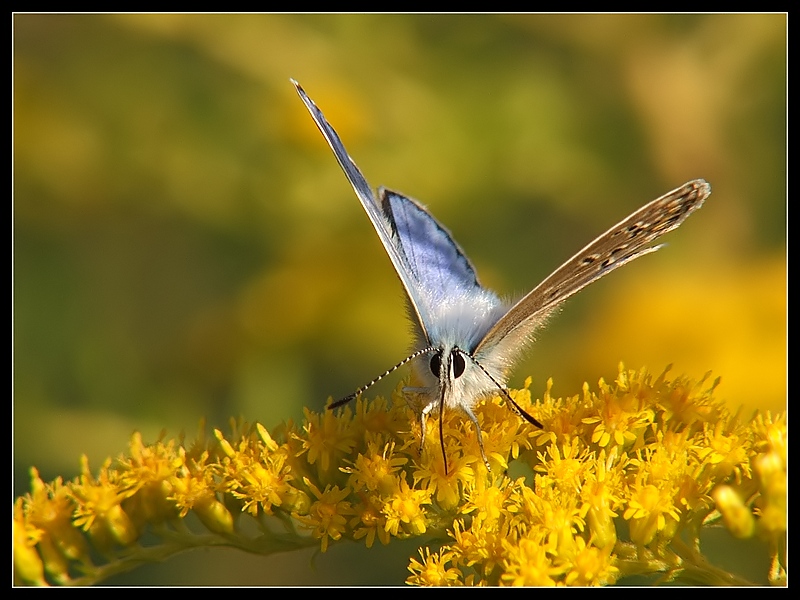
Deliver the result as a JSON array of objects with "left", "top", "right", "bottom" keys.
[
  {"left": 383, "top": 478, "right": 432, "bottom": 537},
  {"left": 413, "top": 444, "right": 475, "bottom": 512},
  {"left": 296, "top": 406, "right": 357, "bottom": 477},
  {"left": 293, "top": 478, "right": 352, "bottom": 552},
  {"left": 235, "top": 454, "right": 294, "bottom": 515},
  {"left": 461, "top": 476, "right": 516, "bottom": 528},
  {"left": 751, "top": 413, "right": 787, "bottom": 464},
  {"left": 12, "top": 365, "right": 786, "bottom": 586},
  {"left": 563, "top": 537, "right": 620, "bottom": 586},
  {"left": 342, "top": 437, "right": 407, "bottom": 497},
  {"left": 17, "top": 468, "right": 91, "bottom": 581},
  {"left": 213, "top": 428, "right": 296, "bottom": 517},
  {"left": 469, "top": 389, "right": 538, "bottom": 465},
  {"left": 500, "top": 535, "right": 562, "bottom": 586},
  {"left": 697, "top": 420, "right": 751, "bottom": 484},
  {"left": 657, "top": 369, "right": 724, "bottom": 428},
  {"left": 14, "top": 497, "right": 46, "bottom": 585},
  {"left": 537, "top": 491, "right": 587, "bottom": 560},
  {"left": 582, "top": 382, "right": 653, "bottom": 449},
  {"left": 407, "top": 547, "right": 462, "bottom": 586},
  {"left": 581, "top": 449, "right": 624, "bottom": 550},
  {"left": 623, "top": 483, "right": 681, "bottom": 547},
  {"left": 116, "top": 432, "right": 182, "bottom": 525},
  {"left": 70, "top": 456, "right": 138, "bottom": 550},
  {"left": 172, "top": 479, "right": 233, "bottom": 535},
  {"left": 449, "top": 516, "right": 509, "bottom": 578},
  {"left": 349, "top": 496, "right": 391, "bottom": 548},
  {"left": 534, "top": 439, "right": 591, "bottom": 495},
  {"left": 352, "top": 395, "right": 405, "bottom": 438}
]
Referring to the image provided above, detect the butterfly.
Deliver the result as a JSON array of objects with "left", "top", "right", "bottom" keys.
[{"left": 292, "top": 79, "right": 710, "bottom": 474}]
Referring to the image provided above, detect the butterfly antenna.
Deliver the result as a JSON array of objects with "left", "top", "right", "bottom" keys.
[
  {"left": 463, "top": 351, "right": 544, "bottom": 429},
  {"left": 327, "top": 347, "right": 436, "bottom": 410}
]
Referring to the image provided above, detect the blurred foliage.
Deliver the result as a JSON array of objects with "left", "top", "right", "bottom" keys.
[{"left": 13, "top": 14, "right": 785, "bottom": 585}]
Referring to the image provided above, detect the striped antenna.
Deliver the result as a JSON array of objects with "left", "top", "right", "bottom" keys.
[{"left": 327, "top": 347, "right": 436, "bottom": 410}]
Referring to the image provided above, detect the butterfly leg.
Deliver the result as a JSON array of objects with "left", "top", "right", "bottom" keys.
[
  {"left": 462, "top": 404, "right": 491, "bottom": 471},
  {"left": 405, "top": 387, "right": 435, "bottom": 459},
  {"left": 419, "top": 403, "right": 433, "bottom": 458}
]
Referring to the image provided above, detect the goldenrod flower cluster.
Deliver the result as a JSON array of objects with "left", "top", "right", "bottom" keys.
[{"left": 13, "top": 365, "right": 786, "bottom": 586}]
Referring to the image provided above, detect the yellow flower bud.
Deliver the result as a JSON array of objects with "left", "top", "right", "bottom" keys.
[
  {"left": 214, "top": 430, "right": 236, "bottom": 458},
  {"left": 407, "top": 515, "right": 428, "bottom": 536},
  {"left": 142, "top": 479, "right": 179, "bottom": 523},
  {"left": 13, "top": 521, "right": 46, "bottom": 586},
  {"left": 106, "top": 504, "right": 139, "bottom": 546},
  {"left": 752, "top": 452, "right": 786, "bottom": 540},
  {"left": 587, "top": 505, "right": 617, "bottom": 550},
  {"left": 194, "top": 495, "right": 234, "bottom": 534},
  {"left": 49, "top": 520, "right": 91, "bottom": 563},
  {"left": 754, "top": 452, "right": 786, "bottom": 502},
  {"left": 257, "top": 423, "right": 279, "bottom": 452},
  {"left": 37, "top": 534, "right": 70, "bottom": 584},
  {"left": 628, "top": 513, "right": 660, "bottom": 547},
  {"left": 712, "top": 485, "right": 755, "bottom": 539},
  {"left": 281, "top": 487, "right": 311, "bottom": 514}
]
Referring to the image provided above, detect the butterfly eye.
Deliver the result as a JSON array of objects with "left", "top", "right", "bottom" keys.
[
  {"left": 452, "top": 352, "right": 466, "bottom": 379},
  {"left": 429, "top": 353, "right": 442, "bottom": 378}
]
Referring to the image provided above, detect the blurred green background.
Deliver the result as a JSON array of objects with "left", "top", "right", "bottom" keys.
[{"left": 14, "top": 14, "right": 785, "bottom": 585}]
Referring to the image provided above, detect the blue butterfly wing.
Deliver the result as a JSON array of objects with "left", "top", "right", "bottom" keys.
[
  {"left": 380, "top": 188, "right": 482, "bottom": 306},
  {"left": 293, "top": 80, "right": 483, "bottom": 343}
]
